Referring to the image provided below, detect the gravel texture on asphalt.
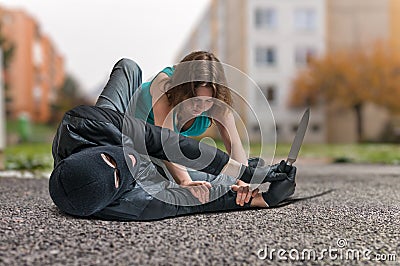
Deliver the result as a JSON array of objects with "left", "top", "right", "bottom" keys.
[{"left": 1, "top": 164, "right": 399, "bottom": 265}]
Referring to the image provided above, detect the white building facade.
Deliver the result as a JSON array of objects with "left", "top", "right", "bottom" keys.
[{"left": 176, "top": 0, "right": 327, "bottom": 143}]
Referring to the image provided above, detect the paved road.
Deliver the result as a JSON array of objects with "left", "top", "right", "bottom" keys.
[{"left": 1, "top": 164, "right": 399, "bottom": 265}]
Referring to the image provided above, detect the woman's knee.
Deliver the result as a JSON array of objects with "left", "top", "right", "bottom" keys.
[{"left": 115, "top": 58, "right": 142, "bottom": 75}]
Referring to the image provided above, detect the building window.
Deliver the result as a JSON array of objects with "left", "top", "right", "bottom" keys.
[
  {"left": 256, "top": 47, "right": 277, "bottom": 66},
  {"left": 260, "top": 85, "right": 277, "bottom": 105},
  {"left": 253, "top": 124, "right": 261, "bottom": 133},
  {"left": 295, "top": 47, "right": 316, "bottom": 66},
  {"left": 33, "top": 41, "right": 43, "bottom": 67},
  {"left": 255, "top": 8, "right": 277, "bottom": 29},
  {"left": 294, "top": 9, "right": 316, "bottom": 31},
  {"left": 275, "top": 124, "right": 280, "bottom": 134},
  {"left": 311, "top": 124, "right": 321, "bottom": 133}
]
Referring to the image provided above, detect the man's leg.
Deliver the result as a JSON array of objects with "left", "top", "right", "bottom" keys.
[{"left": 95, "top": 58, "right": 142, "bottom": 114}]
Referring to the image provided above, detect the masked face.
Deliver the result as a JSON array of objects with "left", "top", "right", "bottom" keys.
[
  {"left": 100, "top": 152, "right": 136, "bottom": 189},
  {"left": 49, "top": 146, "right": 139, "bottom": 217}
]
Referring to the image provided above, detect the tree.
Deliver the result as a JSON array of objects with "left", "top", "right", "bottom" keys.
[
  {"left": 290, "top": 43, "right": 400, "bottom": 142},
  {"left": 50, "top": 74, "right": 92, "bottom": 124}
]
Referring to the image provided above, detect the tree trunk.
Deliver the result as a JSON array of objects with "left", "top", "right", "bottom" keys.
[{"left": 353, "top": 103, "right": 363, "bottom": 142}]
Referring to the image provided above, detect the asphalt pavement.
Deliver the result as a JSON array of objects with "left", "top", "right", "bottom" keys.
[{"left": 1, "top": 163, "right": 399, "bottom": 265}]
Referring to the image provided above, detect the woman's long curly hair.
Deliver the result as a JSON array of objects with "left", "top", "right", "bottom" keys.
[{"left": 165, "top": 51, "right": 233, "bottom": 119}]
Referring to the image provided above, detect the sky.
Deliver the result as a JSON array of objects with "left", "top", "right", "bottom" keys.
[{"left": 0, "top": 0, "right": 210, "bottom": 96}]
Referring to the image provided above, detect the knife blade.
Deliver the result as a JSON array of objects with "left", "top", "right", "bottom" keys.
[{"left": 286, "top": 108, "right": 310, "bottom": 166}]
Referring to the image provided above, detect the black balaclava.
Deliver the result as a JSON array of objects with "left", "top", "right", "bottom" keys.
[{"left": 49, "top": 146, "right": 139, "bottom": 217}]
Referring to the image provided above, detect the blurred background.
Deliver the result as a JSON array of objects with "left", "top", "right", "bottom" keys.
[{"left": 0, "top": 0, "right": 399, "bottom": 173}]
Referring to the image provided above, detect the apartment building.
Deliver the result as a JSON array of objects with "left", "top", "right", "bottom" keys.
[
  {"left": 176, "top": 0, "right": 397, "bottom": 143},
  {"left": 176, "top": 0, "right": 326, "bottom": 143},
  {"left": 0, "top": 6, "right": 65, "bottom": 123}
]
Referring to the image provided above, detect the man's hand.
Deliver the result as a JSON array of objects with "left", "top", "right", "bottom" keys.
[
  {"left": 262, "top": 165, "right": 297, "bottom": 207},
  {"left": 180, "top": 181, "right": 211, "bottom": 204},
  {"left": 231, "top": 180, "right": 259, "bottom": 206},
  {"left": 239, "top": 161, "right": 288, "bottom": 184}
]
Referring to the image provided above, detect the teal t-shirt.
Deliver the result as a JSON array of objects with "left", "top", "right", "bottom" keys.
[{"left": 135, "top": 67, "right": 211, "bottom": 137}]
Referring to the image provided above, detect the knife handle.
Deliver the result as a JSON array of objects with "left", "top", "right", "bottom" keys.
[{"left": 278, "top": 160, "right": 293, "bottom": 174}]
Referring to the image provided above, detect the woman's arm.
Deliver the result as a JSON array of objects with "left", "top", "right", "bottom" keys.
[
  {"left": 216, "top": 111, "right": 248, "bottom": 166},
  {"left": 150, "top": 75, "right": 210, "bottom": 202}
]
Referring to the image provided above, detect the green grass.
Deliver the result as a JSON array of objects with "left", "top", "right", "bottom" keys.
[
  {"left": 216, "top": 141, "right": 400, "bottom": 165},
  {"left": 276, "top": 143, "right": 400, "bottom": 164},
  {"left": 6, "top": 120, "right": 56, "bottom": 143},
  {"left": 4, "top": 142, "right": 53, "bottom": 171},
  {"left": 2, "top": 120, "right": 55, "bottom": 171}
]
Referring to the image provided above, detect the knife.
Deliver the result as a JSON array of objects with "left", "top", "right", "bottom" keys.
[{"left": 279, "top": 108, "right": 310, "bottom": 172}]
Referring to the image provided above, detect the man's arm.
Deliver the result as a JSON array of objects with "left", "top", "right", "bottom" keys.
[{"left": 123, "top": 115, "right": 230, "bottom": 176}]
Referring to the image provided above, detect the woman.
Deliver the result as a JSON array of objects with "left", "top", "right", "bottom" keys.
[{"left": 130, "top": 51, "right": 249, "bottom": 194}]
